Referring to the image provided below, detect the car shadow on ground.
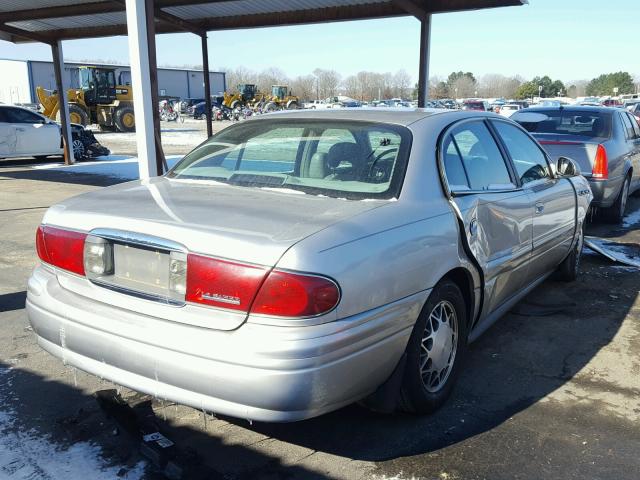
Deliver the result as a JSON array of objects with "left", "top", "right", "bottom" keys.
[{"left": 0, "top": 167, "right": 126, "bottom": 187}]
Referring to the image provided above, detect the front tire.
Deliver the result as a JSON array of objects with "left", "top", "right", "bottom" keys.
[{"left": 399, "top": 280, "right": 467, "bottom": 414}]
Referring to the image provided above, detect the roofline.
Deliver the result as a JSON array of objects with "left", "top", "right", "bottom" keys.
[{"left": 1, "top": 0, "right": 527, "bottom": 43}]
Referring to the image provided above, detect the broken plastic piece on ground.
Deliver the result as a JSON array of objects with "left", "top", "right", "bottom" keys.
[{"left": 584, "top": 236, "right": 640, "bottom": 269}]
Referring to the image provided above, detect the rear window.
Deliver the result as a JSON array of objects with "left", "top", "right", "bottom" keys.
[
  {"left": 518, "top": 109, "right": 612, "bottom": 139},
  {"left": 167, "top": 119, "right": 411, "bottom": 200}
]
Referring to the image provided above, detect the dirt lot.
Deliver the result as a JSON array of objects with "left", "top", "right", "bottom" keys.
[{"left": 0, "top": 133, "right": 639, "bottom": 479}]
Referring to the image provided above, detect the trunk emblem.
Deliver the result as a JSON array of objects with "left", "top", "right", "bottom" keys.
[{"left": 202, "top": 293, "right": 241, "bottom": 305}]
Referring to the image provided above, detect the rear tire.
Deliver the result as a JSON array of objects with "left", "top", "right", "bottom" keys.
[
  {"left": 264, "top": 102, "right": 277, "bottom": 113},
  {"left": 603, "top": 174, "right": 630, "bottom": 224},
  {"left": 399, "top": 280, "right": 468, "bottom": 415},
  {"left": 556, "top": 222, "right": 584, "bottom": 282},
  {"left": 114, "top": 106, "right": 135, "bottom": 132}
]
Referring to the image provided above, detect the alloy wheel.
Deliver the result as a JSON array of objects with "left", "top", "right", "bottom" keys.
[{"left": 419, "top": 300, "right": 458, "bottom": 393}]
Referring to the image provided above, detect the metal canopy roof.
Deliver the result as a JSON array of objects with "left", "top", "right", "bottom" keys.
[{"left": 0, "top": 0, "right": 526, "bottom": 43}]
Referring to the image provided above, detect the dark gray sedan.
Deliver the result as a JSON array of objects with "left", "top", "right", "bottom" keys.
[
  {"left": 513, "top": 106, "right": 640, "bottom": 222},
  {"left": 27, "top": 109, "right": 591, "bottom": 422}
]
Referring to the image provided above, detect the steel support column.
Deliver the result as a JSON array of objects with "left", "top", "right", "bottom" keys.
[
  {"left": 50, "top": 40, "right": 74, "bottom": 165},
  {"left": 418, "top": 13, "right": 432, "bottom": 108},
  {"left": 201, "top": 34, "right": 213, "bottom": 138},
  {"left": 145, "top": 0, "right": 167, "bottom": 174},
  {"left": 125, "top": 0, "right": 156, "bottom": 178}
]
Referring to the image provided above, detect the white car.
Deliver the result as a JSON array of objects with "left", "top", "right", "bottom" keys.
[
  {"left": 303, "top": 100, "right": 333, "bottom": 110},
  {"left": 0, "top": 105, "right": 62, "bottom": 160},
  {"left": 499, "top": 104, "right": 522, "bottom": 118}
]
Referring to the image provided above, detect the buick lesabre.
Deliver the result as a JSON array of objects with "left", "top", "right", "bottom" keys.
[{"left": 27, "top": 109, "right": 592, "bottom": 422}]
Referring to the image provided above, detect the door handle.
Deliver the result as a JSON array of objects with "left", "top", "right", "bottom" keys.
[
  {"left": 15, "top": 127, "right": 26, "bottom": 132},
  {"left": 535, "top": 203, "right": 545, "bottom": 214},
  {"left": 469, "top": 218, "right": 478, "bottom": 236}
]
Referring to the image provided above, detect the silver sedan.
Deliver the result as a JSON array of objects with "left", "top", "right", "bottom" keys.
[{"left": 27, "top": 109, "right": 592, "bottom": 422}]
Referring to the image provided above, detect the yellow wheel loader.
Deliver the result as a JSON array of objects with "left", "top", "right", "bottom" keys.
[
  {"left": 37, "top": 66, "right": 135, "bottom": 132},
  {"left": 222, "top": 83, "right": 259, "bottom": 109},
  {"left": 262, "top": 85, "right": 299, "bottom": 112}
]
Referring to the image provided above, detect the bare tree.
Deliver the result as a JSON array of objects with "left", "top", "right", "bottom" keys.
[
  {"left": 290, "top": 75, "right": 316, "bottom": 101},
  {"left": 313, "top": 68, "right": 341, "bottom": 99},
  {"left": 342, "top": 75, "right": 359, "bottom": 99},
  {"left": 257, "top": 67, "right": 289, "bottom": 94},
  {"left": 393, "top": 69, "right": 412, "bottom": 99}
]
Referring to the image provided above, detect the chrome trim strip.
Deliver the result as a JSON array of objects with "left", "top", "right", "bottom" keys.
[{"left": 89, "top": 228, "right": 187, "bottom": 253}]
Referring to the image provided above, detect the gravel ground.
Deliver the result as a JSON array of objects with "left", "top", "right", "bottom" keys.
[{"left": 0, "top": 145, "right": 639, "bottom": 479}]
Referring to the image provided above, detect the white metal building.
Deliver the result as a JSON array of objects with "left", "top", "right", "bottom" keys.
[{"left": 0, "top": 58, "right": 226, "bottom": 105}]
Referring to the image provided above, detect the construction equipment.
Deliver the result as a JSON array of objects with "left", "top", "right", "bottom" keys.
[
  {"left": 223, "top": 84, "right": 259, "bottom": 110},
  {"left": 222, "top": 84, "right": 299, "bottom": 112},
  {"left": 37, "top": 66, "right": 136, "bottom": 132},
  {"left": 264, "top": 85, "right": 299, "bottom": 111}
]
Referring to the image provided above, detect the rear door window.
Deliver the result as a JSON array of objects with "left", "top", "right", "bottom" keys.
[
  {"left": 449, "top": 121, "right": 514, "bottom": 191},
  {"left": 492, "top": 121, "right": 551, "bottom": 185},
  {"left": 621, "top": 112, "right": 639, "bottom": 139},
  {"left": 442, "top": 135, "right": 470, "bottom": 190}
]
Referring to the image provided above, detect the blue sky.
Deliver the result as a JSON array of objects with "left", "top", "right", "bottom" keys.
[{"left": 0, "top": 0, "right": 637, "bottom": 83}]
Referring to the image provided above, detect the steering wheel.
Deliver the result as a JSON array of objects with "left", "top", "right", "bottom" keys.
[{"left": 367, "top": 148, "right": 398, "bottom": 181}]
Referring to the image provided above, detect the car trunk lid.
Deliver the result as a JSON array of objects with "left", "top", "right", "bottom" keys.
[
  {"left": 43, "top": 177, "right": 387, "bottom": 329},
  {"left": 532, "top": 133, "right": 604, "bottom": 177}
]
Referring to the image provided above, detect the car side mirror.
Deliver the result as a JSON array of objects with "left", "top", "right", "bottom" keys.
[{"left": 557, "top": 156, "right": 579, "bottom": 177}]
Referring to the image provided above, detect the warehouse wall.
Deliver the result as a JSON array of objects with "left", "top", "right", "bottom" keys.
[
  {"left": 0, "top": 60, "right": 225, "bottom": 104},
  {"left": 0, "top": 59, "right": 31, "bottom": 104}
]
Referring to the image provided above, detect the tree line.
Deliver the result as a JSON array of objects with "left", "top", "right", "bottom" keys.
[{"left": 207, "top": 64, "right": 640, "bottom": 101}]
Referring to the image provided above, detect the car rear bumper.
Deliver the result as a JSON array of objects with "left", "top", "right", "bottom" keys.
[
  {"left": 588, "top": 175, "right": 624, "bottom": 208},
  {"left": 26, "top": 265, "right": 424, "bottom": 422}
]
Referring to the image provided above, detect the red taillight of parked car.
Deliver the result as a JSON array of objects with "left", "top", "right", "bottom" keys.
[
  {"left": 186, "top": 254, "right": 268, "bottom": 311},
  {"left": 186, "top": 253, "right": 340, "bottom": 317},
  {"left": 36, "top": 225, "right": 87, "bottom": 275},
  {"left": 592, "top": 144, "right": 608, "bottom": 180},
  {"left": 250, "top": 271, "right": 340, "bottom": 318}
]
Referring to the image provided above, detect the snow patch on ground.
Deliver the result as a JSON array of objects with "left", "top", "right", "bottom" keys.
[
  {"left": 0, "top": 367, "right": 145, "bottom": 479},
  {"left": 623, "top": 207, "right": 640, "bottom": 228},
  {"left": 32, "top": 155, "right": 183, "bottom": 180}
]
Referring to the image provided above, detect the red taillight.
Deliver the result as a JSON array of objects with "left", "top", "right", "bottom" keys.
[
  {"left": 185, "top": 254, "right": 268, "bottom": 311},
  {"left": 592, "top": 144, "right": 608, "bottom": 180},
  {"left": 36, "top": 225, "right": 86, "bottom": 275},
  {"left": 251, "top": 271, "right": 340, "bottom": 318},
  {"left": 185, "top": 253, "right": 340, "bottom": 317}
]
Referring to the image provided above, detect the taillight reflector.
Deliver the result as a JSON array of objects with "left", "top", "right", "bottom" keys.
[
  {"left": 36, "top": 225, "right": 87, "bottom": 275},
  {"left": 592, "top": 144, "right": 608, "bottom": 179},
  {"left": 251, "top": 271, "right": 340, "bottom": 318},
  {"left": 185, "top": 254, "right": 268, "bottom": 311}
]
